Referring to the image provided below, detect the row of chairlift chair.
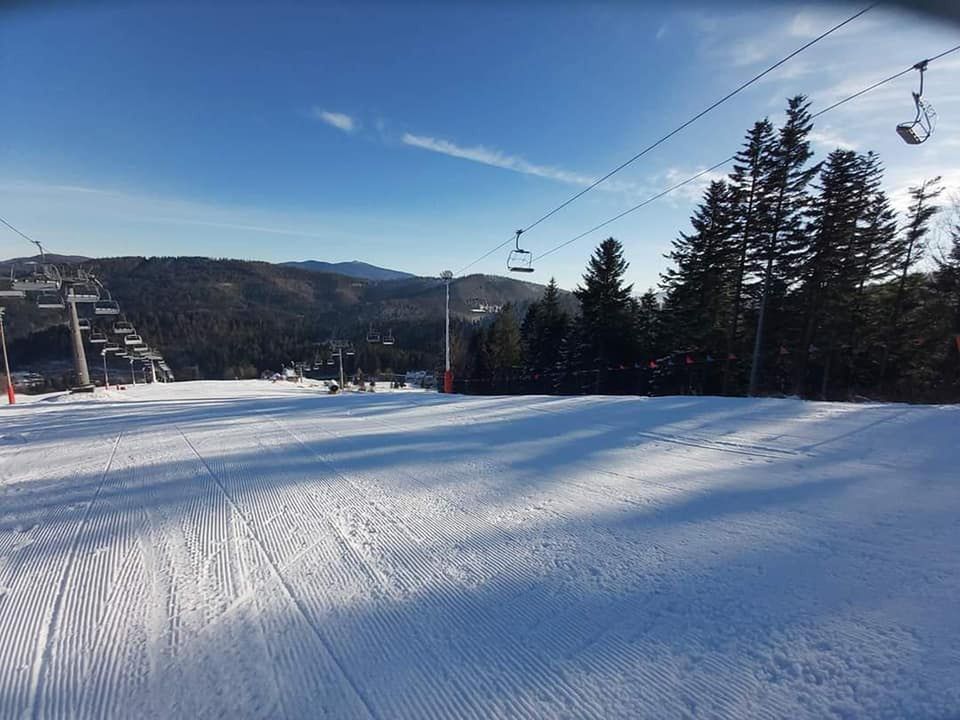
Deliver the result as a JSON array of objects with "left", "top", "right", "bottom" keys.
[
  {"left": 1, "top": 257, "right": 165, "bottom": 372},
  {"left": 366, "top": 326, "right": 395, "bottom": 345},
  {"left": 1, "top": 262, "right": 122, "bottom": 315}
]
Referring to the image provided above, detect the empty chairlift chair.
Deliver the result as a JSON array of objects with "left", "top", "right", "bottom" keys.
[
  {"left": 507, "top": 229, "right": 534, "bottom": 273},
  {"left": 897, "top": 61, "right": 937, "bottom": 145},
  {"left": 124, "top": 334, "right": 143, "bottom": 347},
  {"left": 367, "top": 325, "right": 381, "bottom": 343},
  {"left": 113, "top": 321, "right": 135, "bottom": 335},
  {"left": 89, "top": 331, "right": 108, "bottom": 344},
  {"left": 94, "top": 298, "right": 120, "bottom": 316},
  {"left": 77, "top": 318, "right": 91, "bottom": 332},
  {"left": 65, "top": 282, "right": 100, "bottom": 303},
  {"left": 12, "top": 262, "right": 62, "bottom": 292},
  {"left": 0, "top": 273, "right": 26, "bottom": 298},
  {"left": 37, "top": 292, "right": 65, "bottom": 309},
  {"left": 382, "top": 330, "right": 395, "bottom": 346}
]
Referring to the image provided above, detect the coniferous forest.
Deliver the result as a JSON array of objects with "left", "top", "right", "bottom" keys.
[{"left": 457, "top": 96, "right": 960, "bottom": 403}]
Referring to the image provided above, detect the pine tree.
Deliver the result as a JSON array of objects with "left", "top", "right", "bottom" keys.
[
  {"left": 933, "top": 203, "right": 960, "bottom": 399},
  {"left": 879, "top": 177, "right": 943, "bottom": 387},
  {"left": 722, "top": 119, "right": 775, "bottom": 393},
  {"left": 635, "top": 289, "right": 663, "bottom": 358},
  {"left": 521, "top": 278, "right": 569, "bottom": 375},
  {"left": 661, "top": 180, "right": 736, "bottom": 350},
  {"left": 748, "top": 96, "right": 817, "bottom": 395},
  {"left": 840, "top": 155, "right": 898, "bottom": 394},
  {"left": 483, "top": 304, "right": 522, "bottom": 376},
  {"left": 792, "top": 149, "right": 865, "bottom": 396},
  {"left": 573, "top": 238, "right": 636, "bottom": 391}
]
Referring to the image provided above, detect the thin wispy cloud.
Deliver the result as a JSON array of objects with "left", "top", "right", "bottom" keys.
[
  {"left": 401, "top": 133, "right": 595, "bottom": 185},
  {"left": 313, "top": 109, "right": 357, "bottom": 133},
  {"left": 660, "top": 166, "right": 729, "bottom": 204},
  {"left": 140, "top": 215, "right": 330, "bottom": 239},
  {"left": 808, "top": 128, "right": 859, "bottom": 151},
  {"left": 400, "top": 132, "right": 645, "bottom": 195}
]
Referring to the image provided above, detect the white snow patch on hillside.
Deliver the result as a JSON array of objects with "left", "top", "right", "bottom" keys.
[{"left": 0, "top": 382, "right": 958, "bottom": 718}]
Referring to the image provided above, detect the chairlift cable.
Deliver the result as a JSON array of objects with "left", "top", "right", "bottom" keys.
[
  {"left": 455, "top": 3, "right": 876, "bottom": 275},
  {"left": 517, "top": 3, "right": 876, "bottom": 236},
  {"left": 536, "top": 158, "right": 735, "bottom": 261},
  {"left": 808, "top": 46, "right": 960, "bottom": 120},
  {"left": 532, "top": 43, "right": 960, "bottom": 263},
  {"left": 0, "top": 215, "right": 39, "bottom": 246}
]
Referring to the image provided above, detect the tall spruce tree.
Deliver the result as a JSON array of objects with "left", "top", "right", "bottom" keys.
[
  {"left": 933, "top": 204, "right": 960, "bottom": 399},
  {"left": 748, "top": 96, "right": 817, "bottom": 395},
  {"left": 661, "top": 180, "right": 736, "bottom": 350},
  {"left": 483, "top": 304, "right": 522, "bottom": 375},
  {"left": 722, "top": 119, "right": 775, "bottom": 393},
  {"left": 573, "top": 238, "right": 636, "bottom": 391},
  {"left": 521, "top": 278, "right": 569, "bottom": 374},
  {"left": 635, "top": 289, "right": 664, "bottom": 358},
  {"left": 879, "top": 177, "right": 943, "bottom": 387},
  {"left": 792, "top": 149, "right": 865, "bottom": 396},
  {"left": 839, "top": 155, "right": 898, "bottom": 394}
]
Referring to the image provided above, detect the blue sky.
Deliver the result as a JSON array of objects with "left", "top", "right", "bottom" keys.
[{"left": 1, "top": 2, "right": 959, "bottom": 291}]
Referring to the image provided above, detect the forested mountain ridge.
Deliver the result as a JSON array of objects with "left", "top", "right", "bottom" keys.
[
  {"left": 280, "top": 259, "right": 415, "bottom": 281},
  {"left": 1, "top": 256, "right": 552, "bottom": 379}
]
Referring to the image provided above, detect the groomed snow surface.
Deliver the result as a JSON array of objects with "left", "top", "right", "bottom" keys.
[{"left": 1, "top": 381, "right": 958, "bottom": 719}]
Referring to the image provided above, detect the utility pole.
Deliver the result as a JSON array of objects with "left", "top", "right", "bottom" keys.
[
  {"left": 66, "top": 293, "right": 92, "bottom": 391},
  {"left": 0, "top": 307, "right": 14, "bottom": 404},
  {"left": 129, "top": 357, "right": 136, "bottom": 385},
  {"left": 441, "top": 270, "right": 453, "bottom": 393},
  {"left": 101, "top": 349, "right": 110, "bottom": 389}
]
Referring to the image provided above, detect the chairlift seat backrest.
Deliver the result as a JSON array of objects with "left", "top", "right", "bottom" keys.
[
  {"left": 507, "top": 249, "right": 535, "bottom": 273},
  {"left": 896, "top": 123, "right": 925, "bottom": 144},
  {"left": 37, "top": 293, "right": 65, "bottom": 309},
  {"left": 65, "top": 283, "right": 100, "bottom": 303},
  {"left": 507, "top": 229, "right": 535, "bottom": 273},
  {"left": 95, "top": 300, "right": 120, "bottom": 315}
]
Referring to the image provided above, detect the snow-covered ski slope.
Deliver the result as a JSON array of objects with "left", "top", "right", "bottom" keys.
[{"left": 1, "top": 381, "right": 958, "bottom": 719}]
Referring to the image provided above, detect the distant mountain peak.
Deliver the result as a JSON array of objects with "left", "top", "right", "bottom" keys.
[{"left": 280, "top": 260, "right": 416, "bottom": 282}]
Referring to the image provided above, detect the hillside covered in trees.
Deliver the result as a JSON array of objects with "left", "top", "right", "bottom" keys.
[{"left": 1, "top": 258, "right": 550, "bottom": 381}]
